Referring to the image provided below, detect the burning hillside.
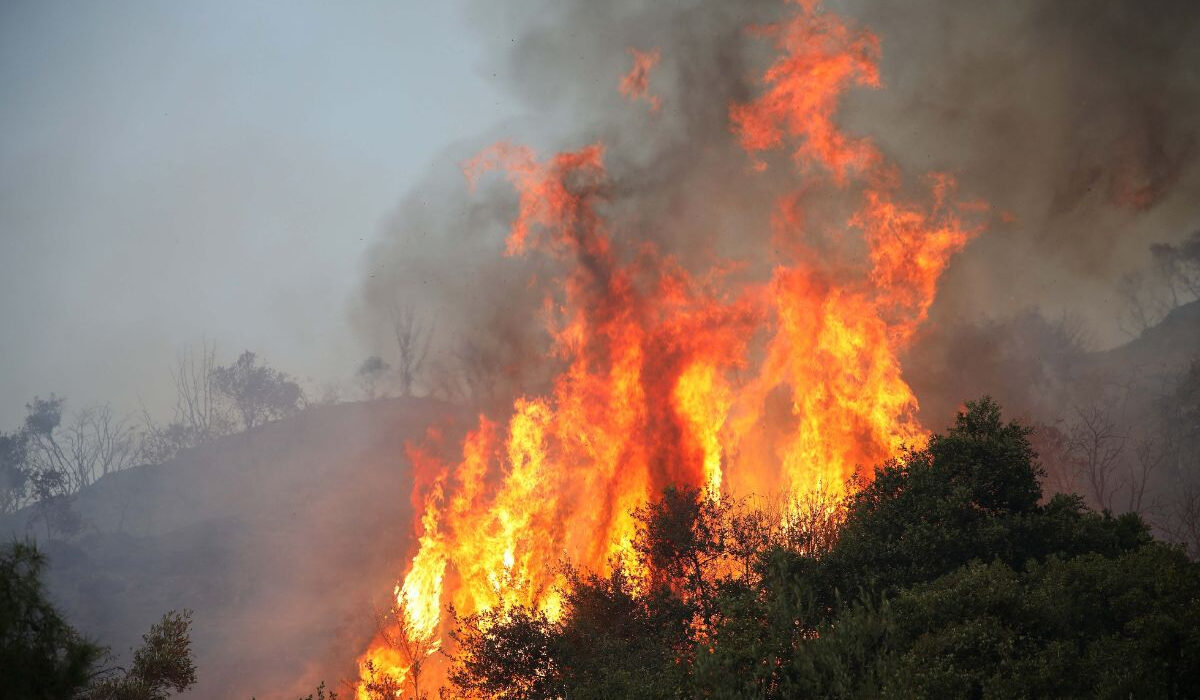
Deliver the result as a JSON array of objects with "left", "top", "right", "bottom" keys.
[
  {"left": 4, "top": 0, "right": 1200, "bottom": 698},
  {"left": 356, "top": 1, "right": 985, "bottom": 692}
]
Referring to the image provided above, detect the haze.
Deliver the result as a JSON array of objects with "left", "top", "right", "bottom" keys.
[{"left": 0, "top": 1, "right": 515, "bottom": 427}]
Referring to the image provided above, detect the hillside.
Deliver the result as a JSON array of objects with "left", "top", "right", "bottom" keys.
[
  {"left": 2, "top": 397, "right": 467, "bottom": 698},
  {"left": 4, "top": 304, "right": 1197, "bottom": 698},
  {"left": 1090, "top": 299, "right": 1200, "bottom": 376}
]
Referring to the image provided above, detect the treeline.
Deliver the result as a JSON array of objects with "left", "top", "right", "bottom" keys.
[
  {"left": 7, "top": 398, "right": 1199, "bottom": 698},
  {"left": 369, "top": 399, "right": 1199, "bottom": 699},
  {"left": 0, "top": 346, "right": 304, "bottom": 536}
]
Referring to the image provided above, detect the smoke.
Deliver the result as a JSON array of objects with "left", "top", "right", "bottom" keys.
[
  {"left": 345, "top": 0, "right": 1200, "bottom": 687},
  {"left": 355, "top": 0, "right": 1200, "bottom": 411},
  {"left": 837, "top": 0, "right": 1200, "bottom": 338}
]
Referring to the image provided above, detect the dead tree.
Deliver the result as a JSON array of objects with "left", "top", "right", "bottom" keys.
[
  {"left": 391, "top": 305, "right": 431, "bottom": 397},
  {"left": 170, "top": 340, "right": 228, "bottom": 441},
  {"left": 140, "top": 341, "right": 234, "bottom": 462},
  {"left": 61, "top": 404, "right": 136, "bottom": 491},
  {"left": 1067, "top": 406, "right": 1128, "bottom": 513},
  {"left": 24, "top": 396, "right": 134, "bottom": 495},
  {"left": 1126, "top": 434, "right": 1166, "bottom": 515}
]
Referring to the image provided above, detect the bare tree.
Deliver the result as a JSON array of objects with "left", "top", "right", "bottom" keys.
[
  {"left": 170, "top": 340, "right": 229, "bottom": 441},
  {"left": 22, "top": 396, "right": 135, "bottom": 496},
  {"left": 1126, "top": 434, "right": 1166, "bottom": 515},
  {"left": 1067, "top": 405, "right": 1128, "bottom": 512},
  {"left": 139, "top": 342, "right": 235, "bottom": 463},
  {"left": 1063, "top": 402, "right": 1167, "bottom": 518},
  {"left": 60, "top": 404, "right": 136, "bottom": 492},
  {"left": 391, "top": 305, "right": 431, "bottom": 398}
]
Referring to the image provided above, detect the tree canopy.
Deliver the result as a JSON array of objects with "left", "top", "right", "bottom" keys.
[{"left": 447, "top": 398, "right": 1200, "bottom": 699}]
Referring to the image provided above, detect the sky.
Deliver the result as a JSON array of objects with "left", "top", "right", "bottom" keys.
[
  {"left": 3, "top": 1, "right": 1197, "bottom": 431},
  {"left": 0, "top": 1, "right": 517, "bottom": 427}
]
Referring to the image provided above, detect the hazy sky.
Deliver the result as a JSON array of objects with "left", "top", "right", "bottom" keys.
[{"left": 0, "top": 1, "right": 516, "bottom": 427}]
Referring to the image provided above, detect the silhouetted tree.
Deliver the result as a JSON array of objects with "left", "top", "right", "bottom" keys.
[
  {"left": 391, "top": 306, "right": 430, "bottom": 397},
  {"left": 140, "top": 342, "right": 233, "bottom": 462},
  {"left": 21, "top": 396, "right": 135, "bottom": 495},
  {"left": 1118, "top": 230, "right": 1200, "bottom": 335},
  {"left": 82, "top": 610, "right": 197, "bottom": 700},
  {"left": 0, "top": 540, "right": 103, "bottom": 699},
  {"left": 210, "top": 351, "right": 303, "bottom": 431},
  {"left": 0, "top": 431, "right": 30, "bottom": 515}
]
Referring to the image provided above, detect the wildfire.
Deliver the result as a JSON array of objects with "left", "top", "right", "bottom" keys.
[
  {"left": 619, "top": 47, "right": 662, "bottom": 113},
  {"left": 356, "top": 1, "right": 980, "bottom": 695}
]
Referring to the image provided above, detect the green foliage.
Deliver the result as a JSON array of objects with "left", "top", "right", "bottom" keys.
[
  {"left": 553, "top": 566, "right": 691, "bottom": 700},
  {"left": 0, "top": 540, "right": 104, "bottom": 699},
  {"left": 448, "top": 398, "right": 1200, "bottom": 699},
  {"left": 868, "top": 547, "right": 1200, "bottom": 698},
  {"left": 449, "top": 605, "right": 561, "bottom": 700},
  {"left": 84, "top": 610, "right": 198, "bottom": 700},
  {"left": 829, "top": 398, "right": 1043, "bottom": 594},
  {"left": 0, "top": 540, "right": 197, "bottom": 700}
]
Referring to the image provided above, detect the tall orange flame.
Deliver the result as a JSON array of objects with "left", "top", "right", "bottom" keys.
[{"left": 357, "top": 1, "right": 981, "bottom": 694}]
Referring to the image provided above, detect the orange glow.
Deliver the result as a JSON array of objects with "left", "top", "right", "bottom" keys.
[
  {"left": 620, "top": 47, "right": 662, "bottom": 113},
  {"left": 357, "top": 1, "right": 980, "bottom": 693},
  {"left": 730, "top": 0, "right": 880, "bottom": 178}
]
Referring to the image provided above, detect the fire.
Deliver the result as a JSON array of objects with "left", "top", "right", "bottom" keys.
[
  {"left": 619, "top": 47, "right": 662, "bottom": 113},
  {"left": 356, "top": 1, "right": 980, "bottom": 695}
]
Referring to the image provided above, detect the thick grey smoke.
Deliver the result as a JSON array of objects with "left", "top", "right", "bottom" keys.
[
  {"left": 355, "top": 0, "right": 1200, "bottom": 404},
  {"left": 839, "top": 0, "right": 1200, "bottom": 338}
]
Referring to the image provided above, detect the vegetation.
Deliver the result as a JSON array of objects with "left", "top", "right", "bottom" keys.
[
  {"left": 445, "top": 399, "right": 1200, "bottom": 699},
  {"left": 2, "top": 328, "right": 1197, "bottom": 699},
  {"left": 0, "top": 346, "right": 303, "bottom": 533},
  {"left": 210, "top": 350, "right": 304, "bottom": 432},
  {"left": 1119, "top": 229, "right": 1200, "bottom": 334},
  {"left": 0, "top": 540, "right": 196, "bottom": 700}
]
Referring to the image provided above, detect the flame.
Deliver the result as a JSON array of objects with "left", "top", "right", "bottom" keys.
[
  {"left": 620, "top": 47, "right": 662, "bottom": 113},
  {"left": 356, "top": 0, "right": 980, "bottom": 693}
]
